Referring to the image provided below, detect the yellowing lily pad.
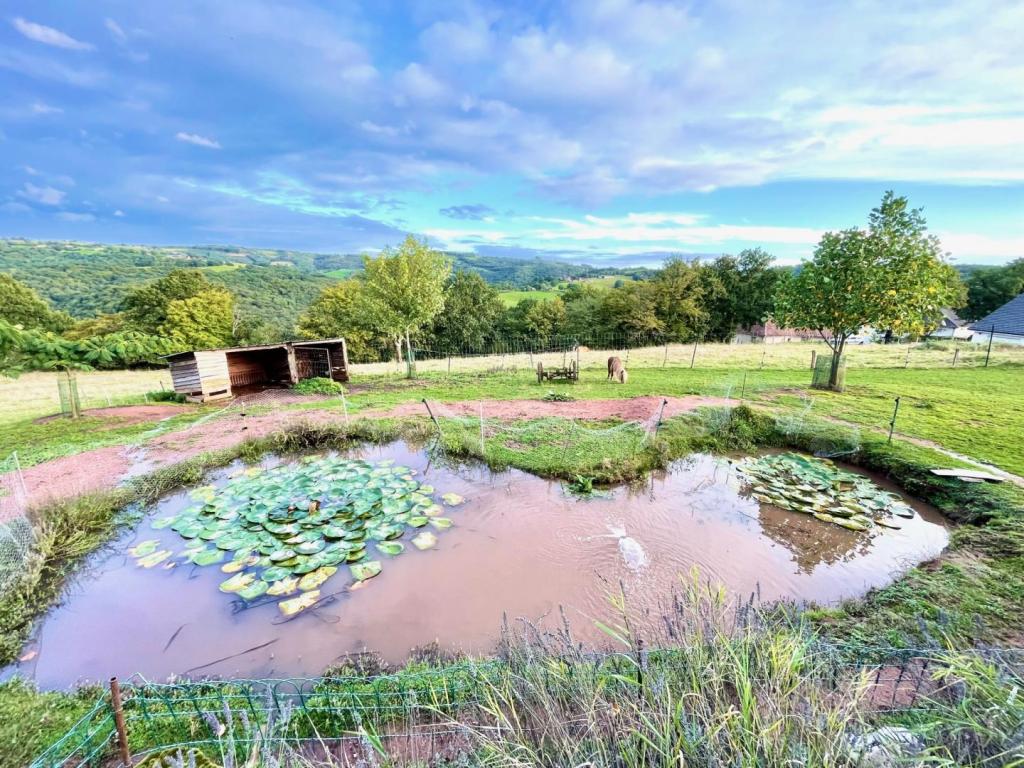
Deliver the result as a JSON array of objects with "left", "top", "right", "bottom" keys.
[
  {"left": 298, "top": 566, "right": 337, "bottom": 591},
  {"left": 266, "top": 577, "right": 299, "bottom": 596},
  {"left": 219, "top": 572, "right": 255, "bottom": 593},
  {"left": 129, "top": 539, "right": 161, "bottom": 558},
  {"left": 412, "top": 531, "right": 437, "bottom": 550},
  {"left": 441, "top": 493, "right": 464, "bottom": 506},
  {"left": 136, "top": 549, "right": 172, "bottom": 568},
  {"left": 279, "top": 590, "right": 320, "bottom": 617}
]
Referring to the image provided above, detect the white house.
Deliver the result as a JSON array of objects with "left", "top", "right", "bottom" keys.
[
  {"left": 969, "top": 293, "right": 1024, "bottom": 346},
  {"left": 928, "top": 308, "right": 973, "bottom": 340}
]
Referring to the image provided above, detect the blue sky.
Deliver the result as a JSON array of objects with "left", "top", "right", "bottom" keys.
[{"left": 1, "top": 1, "right": 1022, "bottom": 267}]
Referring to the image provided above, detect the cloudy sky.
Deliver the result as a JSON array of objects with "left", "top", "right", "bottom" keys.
[{"left": 1, "top": 1, "right": 1022, "bottom": 266}]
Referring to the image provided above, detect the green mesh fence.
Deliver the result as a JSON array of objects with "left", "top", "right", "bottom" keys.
[{"left": 30, "top": 646, "right": 1024, "bottom": 768}]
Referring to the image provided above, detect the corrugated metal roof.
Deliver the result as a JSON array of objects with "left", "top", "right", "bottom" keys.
[{"left": 969, "top": 293, "right": 1024, "bottom": 335}]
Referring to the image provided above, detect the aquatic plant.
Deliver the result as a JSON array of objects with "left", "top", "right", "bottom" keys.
[
  {"left": 734, "top": 452, "right": 916, "bottom": 532},
  {"left": 135, "top": 456, "right": 464, "bottom": 616}
]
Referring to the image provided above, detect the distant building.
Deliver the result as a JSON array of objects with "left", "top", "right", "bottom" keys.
[
  {"left": 928, "top": 308, "right": 973, "bottom": 340},
  {"left": 733, "top": 321, "right": 819, "bottom": 344},
  {"left": 969, "top": 293, "right": 1024, "bottom": 346}
]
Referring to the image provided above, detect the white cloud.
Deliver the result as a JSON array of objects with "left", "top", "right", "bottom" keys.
[
  {"left": 939, "top": 231, "right": 1024, "bottom": 261},
  {"left": 17, "top": 182, "right": 65, "bottom": 205},
  {"left": 57, "top": 211, "right": 96, "bottom": 222},
  {"left": 175, "top": 131, "right": 221, "bottom": 149},
  {"left": 30, "top": 101, "right": 62, "bottom": 115},
  {"left": 12, "top": 17, "right": 93, "bottom": 51},
  {"left": 104, "top": 18, "right": 127, "bottom": 43},
  {"left": 113, "top": 209, "right": 125, "bottom": 217}
]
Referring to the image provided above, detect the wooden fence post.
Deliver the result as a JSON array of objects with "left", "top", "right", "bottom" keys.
[
  {"left": 810, "top": 350, "right": 817, "bottom": 370},
  {"left": 110, "top": 677, "right": 131, "bottom": 767}
]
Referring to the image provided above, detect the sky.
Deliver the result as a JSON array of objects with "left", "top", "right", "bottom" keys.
[{"left": 1, "top": 0, "right": 1023, "bottom": 267}]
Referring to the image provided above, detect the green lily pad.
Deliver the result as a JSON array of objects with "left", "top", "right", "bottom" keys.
[
  {"left": 270, "top": 548, "right": 297, "bottom": 563},
  {"left": 151, "top": 516, "right": 178, "bottom": 530},
  {"left": 408, "top": 516, "right": 429, "bottom": 528},
  {"left": 440, "top": 492, "right": 464, "bottom": 506},
  {"left": 129, "top": 539, "right": 161, "bottom": 558},
  {"left": 349, "top": 561, "right": 382, "bottom": 581},
  {"left": 238, "top": 580, "right": 269, "bottom": 601},
  {"left": 376, "top": 541, "right": 404, "bottom": 556},
  {"left": 429, "top": 517, "right": 453, "bottom": 530},
  {"left": 261, "top": 565, "right": 292, "bottom": 582},
  {"left": 190, "top": 548, "right": 226, "bottom": 566}
]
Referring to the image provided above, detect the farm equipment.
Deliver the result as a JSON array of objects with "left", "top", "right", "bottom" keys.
[{"left": 536, "top": 360, "right": 578, "bottom": 383}]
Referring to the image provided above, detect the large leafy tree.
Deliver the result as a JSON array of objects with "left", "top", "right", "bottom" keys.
[
  {"left": 650, "top": 257, "right": 706, "bottom": 340},
  {"left": 699, "top": 249, "right": 784, "bottom": 341},
  {"left": 361, "top": 236, "right": 451, "bottom": 375},
  {"left": 122, "top": 269, "right": 217, "bottom": 334},
  {"left": 297, "top": 278, "right": 383, "bottom": 360},
  {"left": 0, "top": 273, "right": 71, "bottom": 332},
  {"left": 964, "top": 259, "right": 1024, "bottom": 320},
  {"left": 159, "top": 288, "right": 236, "bottom": 349},
  {"left": 775, "top": 192, "right": 965, "bottom": 389},
  {"left": 428, "top": 270, "right": 504, "bottom": 352},
  {"left": 600, "top": 281, "right": 664, "bottom": 336}
]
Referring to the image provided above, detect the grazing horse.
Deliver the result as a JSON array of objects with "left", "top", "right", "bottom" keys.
[{"left": 607, "top": 356, "right": 627, "bottom": 383}]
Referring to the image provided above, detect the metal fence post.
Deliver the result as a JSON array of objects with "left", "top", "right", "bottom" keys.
[
  {"left": 690, "top": 339, "right": 698, "bottom": 369},
  {"left": 110, "top": 677, "right": 131, "bottom": 767},
  {"left": 888, "top": 397, "right": 901, "bottom": 444},
  {"left": 985, "top": 326, "right": 995, "bottom": 367}
]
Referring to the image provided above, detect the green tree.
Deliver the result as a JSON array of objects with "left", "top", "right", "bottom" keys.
[
  {"left": 0, "top": 273, "right": 71, "bottom": 331},
  {"left": 297, "top": 279, "right": 382, "bottom": 360},
  {"left": 601, "top": 282, "right": 664, "bottom": 336},
  {"left": 775, "top": 192, "right": 965, "bottom": 389},
  {"left": 650, "top": 257, "right": 706, "bottom": 340},
  {"left": 429, "top": 271, "right": 504, "bottom": 352},
  {"left": 122, "top": 269, "right": 215, "bottom": 333},
  {"left": 159, "top": 288, "right": 236, "bottom": 350},
  {"left": 699, "top": 249, "right": 784, "bottom": 341},
  {"left": 964, "top": 259, "right": 1024, "bottom": 321},
  {"left": 361, "top": 236, "right": 451, "bottom": 376},
  {"left": 523, "top": 297, "right": 567, "bottom": 339}
]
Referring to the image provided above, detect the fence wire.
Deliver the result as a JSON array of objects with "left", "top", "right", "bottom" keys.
[{"left": 30, "top": 644, "right": 1024, "bottom": 768}]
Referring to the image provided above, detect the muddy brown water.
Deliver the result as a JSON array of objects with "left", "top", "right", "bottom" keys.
[{"left": 13, "top": 444, "right": 949, "bottom": 689}]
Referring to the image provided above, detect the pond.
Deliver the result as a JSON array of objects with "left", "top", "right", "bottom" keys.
[{"left": 13, "top": 443, "right": 948, "bottom": 688}]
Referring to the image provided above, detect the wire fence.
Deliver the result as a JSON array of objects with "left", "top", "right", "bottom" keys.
[
  {"left": 30, "top": 644, "right": 1024, "bottom": 767},
  {"left": 347, "top": 331, "right": 1024, "bottom": 379},
  {"left": 0, "top": 369, "right": 173, "bottom": 424}
]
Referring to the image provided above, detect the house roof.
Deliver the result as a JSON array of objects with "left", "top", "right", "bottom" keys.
[
  {"left": 969, "top": 293, "right": 1024, "bottom": 335},
  {"left": 741, "top": 320, "right": 819, "bottom": 339},
  {"left": 939, "top": 307, "right": 965, "bottom": 328},
  {"left": 162, "top": 338, "right": 346, "bottom": 360}
]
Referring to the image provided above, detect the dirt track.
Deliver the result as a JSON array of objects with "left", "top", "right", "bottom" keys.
[{"left": 1, "top": 395, "right": 736, "bottom": 521}]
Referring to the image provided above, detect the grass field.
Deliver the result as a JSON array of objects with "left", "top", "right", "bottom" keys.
[
  {"left": 0, "top": 369, "right": 172, "bottom": 424},
  {"left": 496, "top": 287, "right": 560, "bottom": 306}
]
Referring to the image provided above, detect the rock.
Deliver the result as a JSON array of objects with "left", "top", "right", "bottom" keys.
[{"left": 847, "top": 726, "right": 925, "bottom": 768}]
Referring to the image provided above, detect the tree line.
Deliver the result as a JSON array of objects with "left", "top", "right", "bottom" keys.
[{"left": 0, "top": 192, "right": 994, "bottom": 387}]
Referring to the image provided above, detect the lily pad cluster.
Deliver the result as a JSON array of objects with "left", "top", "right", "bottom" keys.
[
  {"left": 734, "top": 453, "right": 915, "bottom": 532},
  {"left": 133, "top": 456, "right": 463, "bottom": 617}
]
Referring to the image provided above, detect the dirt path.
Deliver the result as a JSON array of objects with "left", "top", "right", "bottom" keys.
[{"left": 0, "top": 395, "right": 736, "bottom": 521}]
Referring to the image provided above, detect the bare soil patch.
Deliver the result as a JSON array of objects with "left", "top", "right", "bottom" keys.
[
  {"left": 32, "top": 404, "right": 187, "bottom": 427},
  {"left": 2, "top": 395, "right": 736, "bottom": 521}
]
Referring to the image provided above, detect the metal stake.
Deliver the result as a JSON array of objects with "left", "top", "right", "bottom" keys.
[
  {"left": 110, "top": 677, "right": 131, "bottom": 767},
  {"left": 888, "top": 397, "right": 901, "bottom": 444},
  {"left": 985, "top": 326, "right": 995, "bottom": 367},
  {"left": 690, "top": 339, "right": 698, "bottom": 369},
  {"left": 422, "top": 398, "right": 441, "bottom": 434}
]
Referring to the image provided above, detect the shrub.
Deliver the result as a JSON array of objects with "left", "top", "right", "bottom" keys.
[
  {"left": 292, "top": 377, "right": 344, "bottom": 396},
  {"left": 146, "top": 389, "right": 186, "bottom": 403}
]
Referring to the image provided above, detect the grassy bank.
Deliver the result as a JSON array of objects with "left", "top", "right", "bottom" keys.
[{"left": 14, "top": 594, "right": 1024, "bottom": 768}]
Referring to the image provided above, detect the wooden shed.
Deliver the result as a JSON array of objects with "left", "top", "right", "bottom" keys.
[{"left": 165, "top": 338, "right": 349, "bottom": 402}]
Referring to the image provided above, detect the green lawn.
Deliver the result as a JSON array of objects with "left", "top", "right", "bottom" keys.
[
  {"left": 497, "top": 288, "right": 560, "bottom": 306},
  {"left": 341, "top": 364, "right": 1024, "bottom": 476}
]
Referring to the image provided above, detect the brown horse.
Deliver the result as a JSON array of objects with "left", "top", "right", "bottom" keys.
[{"left": 608, "top": 356, "right": 627, "bottom": 383}]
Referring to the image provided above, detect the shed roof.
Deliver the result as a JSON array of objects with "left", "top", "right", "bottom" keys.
[
  {"left": 162, "top": 338, "right": 346, "bottom": 360},
  {"left": 969, "top": 293, "right": 1024, "bottom": 335}
]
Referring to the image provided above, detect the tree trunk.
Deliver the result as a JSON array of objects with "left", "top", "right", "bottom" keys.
[
  {"left": 829, "top": 337, "right": 846, "bottom": 390},
  {"left": 393, "top": 337, "right": 402, "bottom": 368},
  {"left": 404, "top": 328, "right": 414, "bottom": 379}
]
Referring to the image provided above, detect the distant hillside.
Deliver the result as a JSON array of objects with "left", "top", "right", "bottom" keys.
[{"left": 0, "top": 239, "right": 650, "bottom": 331}]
